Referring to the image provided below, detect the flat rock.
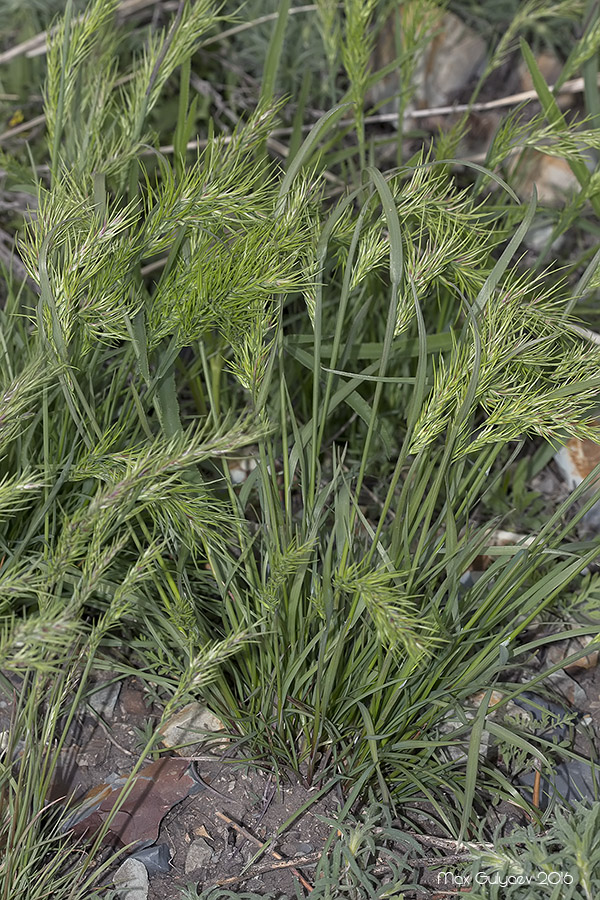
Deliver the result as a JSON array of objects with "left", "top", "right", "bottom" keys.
[
  {"left": 160, "top": 702, "right": 225, "bottom": 751},
  {"left": 546, "top": 635, "right": 599, "bottom": 673},
  {"left": 70, "top": 757, "right": 197, "bottom": 847},
  {"left": 120, "top": 680, "right": 148, "bottom": 717},
  {"left": 555, "top": 434, "right": 600, "bottom": 489},
  {"left": 227, "top": 453, "right": 258, "bottom": 484},
  {"left": 77, "top": 733, "right": 107, "bottom": 767},
  {"left": 130, "top": 843, "right": 171, "bottom": 874},
  {"left": 518, "top": 50, "right": 569, "bottom": 108},
  {"left": 413, "top": 11, "right": 486, "bottom": 110},
  {"left": 521, "top": 757, "right": 599, "bottom": 807},
  {"left": 88, "top": 681, "right": 121, "bottom": 717},
  {"left": 281, "top": 840, "right": 314, "bottom": 856},
  {"left": 546, "top": 670, "right": 587, "bottom": 708},
  {"left": 554, "top": 431, "right": 600, "bottom": 531}
]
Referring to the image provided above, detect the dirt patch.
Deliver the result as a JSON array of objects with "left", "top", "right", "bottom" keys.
[{"left": 0, "top": 673, "right": 339, "bottom": 899}]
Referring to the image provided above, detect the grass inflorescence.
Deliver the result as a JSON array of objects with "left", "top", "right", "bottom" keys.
[{"left": 2, "top": 0, "right": 600, "bottom": 894}]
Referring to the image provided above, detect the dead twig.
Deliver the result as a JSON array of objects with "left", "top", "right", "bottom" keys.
[
  {"left": 215, "top": 810, "right": 314, "bottom": 893},
  {"left": 405, "top": 832, "right": 494, "bottom": 853},
  {"left": 346, "top": 76, "right": 590, "bottom": 125},
  {"left": 409, "top": 77, "right": 589, "bottom": 119},
  {"left": 210, "top": 851, "right": 322, "bottom": 889},
  {"left": 0, "top": 114, "right": 46, "bottom": 143}
]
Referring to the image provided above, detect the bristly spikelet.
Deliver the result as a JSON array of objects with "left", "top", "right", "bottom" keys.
[
  {"left": 259, "top": 538, "right": 317, "bottom": 613},
  {"left": 341, "top": 0, "right": 377, "bottom": 164},
  {"left": 0, "top": 473, "right": 46, "bottom": 523},
  {"left": 44, "top": 0, "right": 120, "bottom": 177},
  {"left": 49, "top": 419, "right": 264, "bottom": 581},
  {"left": 44, "top": 0, "right": 221, "bottom": 183},
  {"left": 410, "top": 267, "right": 600, "bottom": 456},
  {"left": 341, "top": 0, "right": 377, "bottom": 105},
  {"left": 20, "top": 191, "right": 142, "bottom": 351},
  {"left": 396, "top": 0, "right": 446, "bottom": 106},
  {"left": 0, "top": 359, "right": 56, "bottom": 452},
  {"left": 332, "top": 159, "right": 493, "bottom": 336},
  {"left": 316, "top": 0, "right": 340, "bottom": 73},
  {"left": 483, "top": 0, "right": 586, "bottom": 81},
  {"left": 334, "top": 560, "right": 438, "bottom": 661}
]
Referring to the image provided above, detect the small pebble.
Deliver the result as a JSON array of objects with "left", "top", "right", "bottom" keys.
[{"left": 185, "top": 838, "right": 213, "bottom": 874}]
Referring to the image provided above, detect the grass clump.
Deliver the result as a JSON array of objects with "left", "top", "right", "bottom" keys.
[{"left": 2, "top": 0, "right": 600, "bottom": 894}]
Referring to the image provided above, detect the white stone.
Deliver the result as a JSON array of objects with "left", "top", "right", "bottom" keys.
[{"left": 513, "top": 152, "right": 579, "bottom": 205}]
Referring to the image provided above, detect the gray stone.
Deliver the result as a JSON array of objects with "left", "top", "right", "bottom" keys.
[
  {"left": 521, "top": 758, "right": 599, "bottom": 808},
  {"left": 281, "top": 840, "right": 314, "bottom": 856},
  {"left": 546, "top": 671, "right": 587, "bottom": 708},
  {"left": 130, "top": 843, "right": 171, "bottom": 874},
  {"left": 88, "top": 682, "right": 121, "bottom": 717},
  {"left": 185, "top": 837, "right": 213, "bottom": 874},
  {"left": 77, "top": 734, "right": 107, "bottom": 767}
]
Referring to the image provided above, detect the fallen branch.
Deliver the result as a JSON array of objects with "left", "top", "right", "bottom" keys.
[
  {"left": 405, "top": 832, "right": 494, "bottom": 853},
  {"left": 209, "top": 851, "right": 322, "bottom": 889},
  {"left": 215, "top": 810, "right": 314, "bottom": 893}
]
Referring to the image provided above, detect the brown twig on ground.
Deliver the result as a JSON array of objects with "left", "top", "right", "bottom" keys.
[
  {"left": 406, "top": 833, "right": 494, "bottom": 853},
  {"left": 215, "top": 810, "right": 314, "bottom": 893},
  {"left": 0, "top": 114, "right": 46, "bottom": 143},
  {"left": 210, "top": 852, "right": 322, "bottom": 889},
  {"left": 374, "top": 76, "right": 592, "bottom": 121}
]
